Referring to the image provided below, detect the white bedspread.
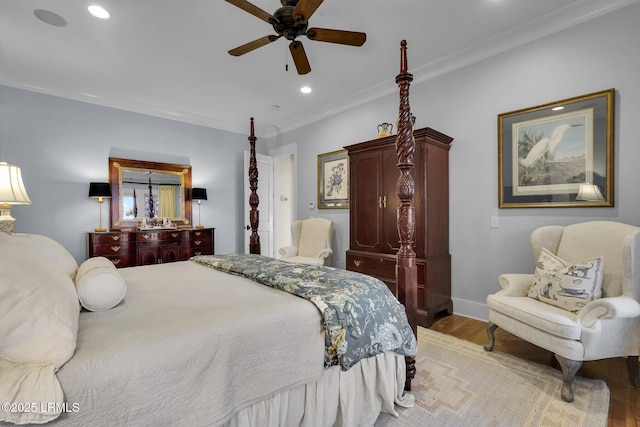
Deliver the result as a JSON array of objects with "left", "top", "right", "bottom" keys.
[{"left": 50, "top": 261, "right": 325, "bottom": 426}]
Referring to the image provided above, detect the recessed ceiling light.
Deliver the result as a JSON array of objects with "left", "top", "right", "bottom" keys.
[
  {"left": 33, "top": 9, "right": 68, "bottom": 27},
  {"left": 552, "top": 106, "right": 564, "bottom": 111},
  {"left": 300, "top": 86, "right": 312, "bottom": 94},
  {"left": 88, "top": 5, "right": 111, "bottom": 19}
]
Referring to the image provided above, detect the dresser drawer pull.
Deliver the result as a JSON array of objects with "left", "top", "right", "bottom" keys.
[
  {"left": 110, "top": 246, "right": 121, "bottom": 253},
  {"left": 112, "top": 259, "right": 121, "bottom": 265},
  {"left": 110, "top": 235, "right": 120, "bottom": 241},
  {"left": 171, "top": 233, "right": 179, "bottom": 238},
  {"left": 194, "top": 240, "right": 202, "bottom": 246},
  {"left": 353, "top": 260, "right": 362, "bottom": 267},
  {"left": 142, "top": 234, "right": 150, "bottom": 240},
  {"left": 195, "top": 251, "right": 202, "bottom": 256},
  {"left": 195, "top": 231, "right": 202, "bottom": 236}
]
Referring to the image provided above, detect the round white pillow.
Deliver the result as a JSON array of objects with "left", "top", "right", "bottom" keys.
[
  {"left": 75, "top": 262, "right": 126, "bottom": 312},
  {"left": 76, "top": 256, "right": 115, "bottom": 278}
]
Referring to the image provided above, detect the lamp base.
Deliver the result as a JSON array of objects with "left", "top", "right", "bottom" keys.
[
  {"left": 195, "top": 224, "right": 204, "bottom": 229},
  {"left": 95, "top": 226, "right": 107, "bottom": 232},
  {"left": 0, "top": 207, "right": 16, "bottom": 234}
]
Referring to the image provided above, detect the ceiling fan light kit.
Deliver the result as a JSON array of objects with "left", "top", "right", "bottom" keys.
[{"left": 225, "top": 0, "right": 366, "bottom": 74}]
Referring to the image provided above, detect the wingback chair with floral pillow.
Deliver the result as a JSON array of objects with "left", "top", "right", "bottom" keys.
[{"left": 485, "top": 221, "right": 640, "bottom": 402}]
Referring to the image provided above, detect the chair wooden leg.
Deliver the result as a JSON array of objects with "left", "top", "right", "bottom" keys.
[
  {"left": 628, "top": 356, "right": 639, "bottom": 388},
  {"left": 484, "top": 322, "right": 498, "bottom": 352},
  {"left": 555, "top": 354, "right": 582, "bottom": 402}
]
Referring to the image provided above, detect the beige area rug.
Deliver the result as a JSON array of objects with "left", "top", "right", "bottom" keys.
[{"left": 375, "top": 327, "right": 609, "bottom": 427}]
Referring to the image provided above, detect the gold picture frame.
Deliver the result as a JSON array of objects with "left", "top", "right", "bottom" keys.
[
  {"left": 498, "top": 89, "right": 614, "bottom": 208},
  {"left": 318, "top": 149, "right": 349, "bottom": 209}
]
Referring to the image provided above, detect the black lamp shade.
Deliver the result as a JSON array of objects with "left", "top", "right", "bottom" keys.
[
  {"left": 89, "top": 182, "right": 112, "bottom": 198},
  {"left": 192, "top": 188, "right": 207, "bottom": 201}
]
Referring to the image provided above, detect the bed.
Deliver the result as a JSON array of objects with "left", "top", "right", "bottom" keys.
[{"left": 0, "top": 41, "right": 420, "bottom": 426}]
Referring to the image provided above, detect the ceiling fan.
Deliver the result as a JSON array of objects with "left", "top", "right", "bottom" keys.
[{"left": 225, "top": 0, "right": 366, "bottom": 74}]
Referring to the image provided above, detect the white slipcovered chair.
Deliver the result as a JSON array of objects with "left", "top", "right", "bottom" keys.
[
  {"left": 485, "top": 221, "right": 640, "bottom": 402},
  {"left": 279, "top": 218, "right": 334, "bottom": 266}
]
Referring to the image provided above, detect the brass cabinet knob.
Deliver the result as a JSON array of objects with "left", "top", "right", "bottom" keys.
[{"left": 354, "top": 260, "right": 362, "bottom": 267}]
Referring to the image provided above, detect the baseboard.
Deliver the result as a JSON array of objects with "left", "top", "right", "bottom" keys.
[{"left": 451, "top": 297, "right": 489, "bottom": 322}]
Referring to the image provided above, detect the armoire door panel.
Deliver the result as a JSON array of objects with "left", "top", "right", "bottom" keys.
[
  {"left": 350, "top": 151, "right": 384, "bottom": 252},
  {"left": 382, "top": 147, "right": 401, "bottom": 253}
]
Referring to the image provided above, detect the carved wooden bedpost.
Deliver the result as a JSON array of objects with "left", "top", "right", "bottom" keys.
[
  {"left": 395, "top": 40, "right": 417, "bottom": 391},
  {"left": 248, "top": 117, "right": 261, "bottom": 254}
]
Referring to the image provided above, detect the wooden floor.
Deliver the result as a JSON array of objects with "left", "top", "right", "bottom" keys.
[{"left": 430, "top": 314, "right": 640, "bottom": 427}]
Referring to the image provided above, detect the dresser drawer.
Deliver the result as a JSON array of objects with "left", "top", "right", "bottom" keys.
[
  {"left": 92, "top": 241, "right": 134, "bottom": 256},
  {"left": 90, "top": 232, "right": 133, "bottom": 244},
  {"left": 346, "top": 251, "right": 396, "bottom": 280},
  {"left": 183, "top": 247, "right": 213, "bottom": 258},
  {"left": 190, "top": 229, "right": 212, "bottom": 239},
  {"left": 137, "top": 230, "right": 182, "bottom": 243},
  {"left": 190, "top": 236, "right": 213, "bottom": 249}
]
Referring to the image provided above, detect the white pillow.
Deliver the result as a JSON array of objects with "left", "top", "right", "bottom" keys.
[
  {"left": 527, "top": 247, "right": 604, "bottom": 313},
  {"left": 76, "top": 255, "right": 116, "bottom": 278},
  {"left": 75, "top": 257, "right": 126, "bottom": 311},
  {"left": 4, "top": 233, "right": 79, "bottom": 280},
  {"left": 0, "top": 236, "right": 79, "bottom": 424}
]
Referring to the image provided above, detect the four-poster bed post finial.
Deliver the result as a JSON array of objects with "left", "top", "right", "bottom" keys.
[
  {"left": 395, "top": 39, "right": 417, "bottom": 391},
  {"left": 248, "top": 117, "right": 261, "bottom": 255}
]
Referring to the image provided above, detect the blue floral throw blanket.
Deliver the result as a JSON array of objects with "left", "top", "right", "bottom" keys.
[{"left": 191, "top": 254, "right": 417, "bottom": 370}]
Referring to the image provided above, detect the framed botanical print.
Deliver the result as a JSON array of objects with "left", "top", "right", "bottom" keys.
[
  {"left": 318, "top": 149, "right": 349, "bottom": 209},
  {"left": 498, "top": 89, "right": 614, "bottom": 208}
]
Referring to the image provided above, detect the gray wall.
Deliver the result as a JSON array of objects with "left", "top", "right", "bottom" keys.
[
  {"left": 267, "top": 4, "right": 640, "bottom": 320},
  {"left": 0, "top": 86, "right": 266, "bottom": 263}
]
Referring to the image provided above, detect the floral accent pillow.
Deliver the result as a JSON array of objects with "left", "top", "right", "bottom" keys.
[{"left": 527, "top": 248, "right": 603, "bottom": 313}]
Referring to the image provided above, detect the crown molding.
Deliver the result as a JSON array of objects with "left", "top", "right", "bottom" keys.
[{"left": 263, "top": 0, "right": 640, "bottom": 139}]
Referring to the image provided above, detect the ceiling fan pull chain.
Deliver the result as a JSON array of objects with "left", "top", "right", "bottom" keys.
[{"left": 285, "top": 43, "right": 289, "bottom": 71}]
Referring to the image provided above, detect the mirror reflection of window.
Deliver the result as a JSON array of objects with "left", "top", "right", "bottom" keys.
[
  {"left": 121, "top": 170, "right": 182, "bottom": 219},
  {"left": 158, "top": 185, "right": 177, "bottom": 218},
  {"left": 123, "top": 194, "right": 136, "bottom": 219}
]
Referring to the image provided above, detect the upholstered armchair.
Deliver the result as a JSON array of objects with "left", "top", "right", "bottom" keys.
[
  {"left": 485, "top": 221, "right": 640, "bottom": 402},
  {"left": 279, "top": 218, "right": 334, "bottom": 266}
]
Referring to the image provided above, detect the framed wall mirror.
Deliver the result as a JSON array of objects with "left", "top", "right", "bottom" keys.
[{"left": 109, "top": 157, "right": 192, "bottom": 230}]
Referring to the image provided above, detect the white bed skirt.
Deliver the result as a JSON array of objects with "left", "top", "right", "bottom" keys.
[{"left": 225, "top": 352, "right": 414, "bottom": 427}]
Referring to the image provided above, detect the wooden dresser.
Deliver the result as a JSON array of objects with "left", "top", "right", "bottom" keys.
[
  {"left": 86, "top": 228, "right": 215, "bottom": 268},
  {"left": 344, "top": 127, "right": 453, "bottom": 327}
]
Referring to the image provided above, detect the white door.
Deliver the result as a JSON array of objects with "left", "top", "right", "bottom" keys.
[{"left": 244, "top": 151, "right": 274, "bottom": 256}]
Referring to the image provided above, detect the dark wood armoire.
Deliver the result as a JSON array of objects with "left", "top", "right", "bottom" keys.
[{"left": 344, "top": 127, "right": 453, "bottom": 328}]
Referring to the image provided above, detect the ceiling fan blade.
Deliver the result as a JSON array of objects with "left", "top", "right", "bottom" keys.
[
  {"left": 229, "top": 35, "right": 280, "bottom": 56},
  {"left": 225, "top": 0, "right": 273, "bottom": 23},
  {"left": 292, "top": 0, "right": 324, "bottom": 22},
  {"left": 289, "top": 41, "right": 311, "bottom": 75},
  {"left": 306, "top": 28, "right": 366, "bottom": 46}
]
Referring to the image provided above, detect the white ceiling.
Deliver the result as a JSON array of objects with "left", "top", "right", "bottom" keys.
[{"left": 0, "top": 0, "right": 637, "bottom": 137}]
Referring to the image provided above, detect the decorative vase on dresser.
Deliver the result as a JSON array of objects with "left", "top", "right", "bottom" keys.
[
  {"left": 344, "top": 127, "right": 453, "bottom": 328},
  {"left": 86, "top": 228, "right": 215, "bottom": 268}
]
